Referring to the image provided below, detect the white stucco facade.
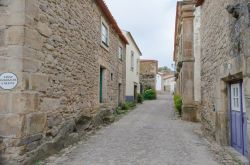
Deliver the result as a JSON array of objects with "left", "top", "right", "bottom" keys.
[
  {"left": 123, "top": 31, "right": 142, "bottom": 101},
  {"left": 163, "top": 75, "right": 176, "bottom": 93},
  {"left": 156, "top": 74, "right": 162, "bottom": 91}
]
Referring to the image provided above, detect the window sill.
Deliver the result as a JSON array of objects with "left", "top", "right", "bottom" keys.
[{"left": 101, "top": 42, "right": 109, "bottom": 52}]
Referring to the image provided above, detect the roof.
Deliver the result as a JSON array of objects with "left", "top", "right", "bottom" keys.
[
  {"left": 96, "top": 0, "right": 128, "bottom": 44},
  {"left": 123, "top": 31, "right": 142, "bottom": 56},
  {"left": 140, "top": 59, "right": 158, "bottom": 63},
  {"left": 163, "top": 75, "right": 175, "bottom": 80},
  {"left": 157, "top": 72, "right": 165, "bottom": 76}
]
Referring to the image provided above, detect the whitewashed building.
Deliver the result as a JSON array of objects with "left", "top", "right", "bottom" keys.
[
  {"left": 123, "top": 31, "right": 142, "bottom": 102},
  {"left": 162, "top": 75, "right": 175, "bottom": 93},
  {"left": 156, "top": 73, "right": 163, "bottom": 91}
]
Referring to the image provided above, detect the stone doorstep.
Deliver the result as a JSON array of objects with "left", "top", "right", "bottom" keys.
[
  {"left": 194, "top": 129, "right": 249, "bottom": 165},
  {"left": 224, "top": 147, "right": 249, "bottom": 165}
]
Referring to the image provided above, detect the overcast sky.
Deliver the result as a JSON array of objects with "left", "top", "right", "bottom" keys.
[{"left": 105, "top": 0, "right": 177, "bottom": 68}]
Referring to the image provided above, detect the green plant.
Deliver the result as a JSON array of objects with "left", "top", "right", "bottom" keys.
[
  {"left": 143, "top": 88, "right": 157, "bottom": 100},
  {"left": 35, "top": 161, "right": 41, "bottom": 165},
  {"left": 137, "top": 93, "right": 144, "bottom": 103},
  {"left": 174, "top": 95, "right": 182, "bottom": 116},
  {"left": 120, "top": 101, "right": 136, "bottom": 111},
  {"left": 115, "top": 107, "right": 124, "bottom": 115},
  {"left": 127, "top": 101, "right": 136, "bottom": 108},
  {"left": 121, "top": 102, "right": 130, "bottom": 110}
]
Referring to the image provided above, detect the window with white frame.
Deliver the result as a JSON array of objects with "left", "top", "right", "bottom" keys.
[
  {"left": 101, "top": 22, "right": 109, "bottom": 46},
  {"left": 131, "top": 51, "right": 134, "bottom": 71},
  {"left": 136, "top": 59, "right": 139, "bottom": 74},
  {"left": 231, "top": 84, "right": 240, "bottom": 111},
  {"left": 118, "top": 47, "right": 123, "bottom": 60}
]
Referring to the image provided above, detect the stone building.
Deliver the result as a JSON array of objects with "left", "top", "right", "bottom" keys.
[
  {"left": 0, "top": 0, "right": 127, "bottom": 164},
  {"left": 123, "top": 31, "right": 142, "bottom": 102},
  {"left": 139, "top": 59, "right": 158, "bottom": 91},
  {"left": 173, "top": 0, "right": 201, "bottom": 122},
  {"left": 196, "top": 0, "right": 250, "bottom": 159}
]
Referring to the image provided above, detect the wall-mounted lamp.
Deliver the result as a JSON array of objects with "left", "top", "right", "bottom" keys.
[
  {"left": 227, "top": 63, "right": 232, "bottom": 70},
  {"left": 225, "top": 63, "right": 236, "bottom": 80}
]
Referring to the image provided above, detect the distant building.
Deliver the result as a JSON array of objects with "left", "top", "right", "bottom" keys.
[
  {"left": 140, "top": 60, "right": 158, "bottom": 91},
  {"left": 162, "top": 75, "right": 175, "bottom": 94},
  {"left": 156, "top": 73, "right": 163, "bottom": 91},
  {"left": 123, "top": 31, "right": 142, "bottom": 102}
]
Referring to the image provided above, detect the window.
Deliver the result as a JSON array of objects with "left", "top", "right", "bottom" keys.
[
  {"left": 100, "top": 67, "right": 104, "bottom": 103},
  {"left": 101, "top": 22, "right": 109, "bottom": 46},
  {"left": 111, "top": 73, "right": 113, "bottom": 81},
  {"left": 118, "top": 47, "right": 123, "bottom": 60},
  {"left": 231, "top": 84, "right": 241, "bottom": 111},
  {"left": 136, "top": 59, "right": 139, "bottom": 74},
  {"left": 131, "top": 51, "right": 134, "bottom": 71}
]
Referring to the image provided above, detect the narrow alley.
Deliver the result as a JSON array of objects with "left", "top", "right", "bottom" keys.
[
  {"left": 1, "top": 0, "right": 250, "bottom": 164},
  {"left": 43, "top": 94, "right": 219, "bottom": 165}
]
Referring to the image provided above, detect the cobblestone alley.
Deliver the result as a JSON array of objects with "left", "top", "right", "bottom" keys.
[{"left": 43, "top": 94, "right": 220, "bottom": 165}]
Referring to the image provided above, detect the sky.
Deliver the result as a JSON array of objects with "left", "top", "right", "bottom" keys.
[{"left": 105, "top": 0, "right": 178, "bottom": 68}]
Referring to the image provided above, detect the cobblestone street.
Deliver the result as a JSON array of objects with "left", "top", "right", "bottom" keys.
[{"left": 43, "top": 94, "right": 220, "bottom": 165}]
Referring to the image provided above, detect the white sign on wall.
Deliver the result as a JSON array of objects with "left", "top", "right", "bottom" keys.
[{"left": 0, "top": 73, "right": 18, "bottom": 90}]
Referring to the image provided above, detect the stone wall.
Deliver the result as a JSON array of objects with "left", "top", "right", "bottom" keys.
[
  {"left": 139, "top": 60, "right": 158, "bottom": 90},
  {"left": 0, "top": 0, "right": 126, "bottom": 164},
  {"left": 200, "top": 0, "right": 250, "bottom": 150},
  {"left": 200, "top": 0, "right": 236, "bottom": 141},
  {"left": 174, "top": 1, "right": 198, "bottom": 122}
]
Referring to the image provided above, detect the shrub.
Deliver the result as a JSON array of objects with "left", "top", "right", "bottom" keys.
[
  {"left": 121, "top": 102, "right": 130, "bottom": 110},
  {"left": 127, "top": 101, "right": 136, "bottom": 108},
  {"left": 115, "top": 107, "right": 124, "bottom": 115},
  {"left": 121, "top": 101, "right": 137, "bottom": 111},
  {"left": 137, "top": 93, "right": 144, "bottom": 103},
  {"left": 174, "top": 95, "right": 182, "bottom": 116},
  {"left": 144, "top": 88, "right": 157, "bottom": 100},
  {"left": 35, "top": 161, "right": 41, "bottom": 165}
]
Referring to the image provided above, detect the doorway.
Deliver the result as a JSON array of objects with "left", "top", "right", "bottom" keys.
[
  {"left": 230, "top": 82, "right": 248, "bottom": 156},
  {"left": 118, "top": 83, "right": 122, "bottom": 105},
  {"left": 134, "top": 85, "right": 137, "bottom": 102},
  {"left": 100, "top": 67, "right": 104, "bottom": 103}
]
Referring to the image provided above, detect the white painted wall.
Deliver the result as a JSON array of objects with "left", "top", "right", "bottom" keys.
[
  {"left": 123, "top": 31, "right": 141, "bottom": 99},
  {"left": 163, "top": 77, "right": 176, "bottom": 93},
  {"left": 156, "top": 74, "right": 162, "bottom": 91}
]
